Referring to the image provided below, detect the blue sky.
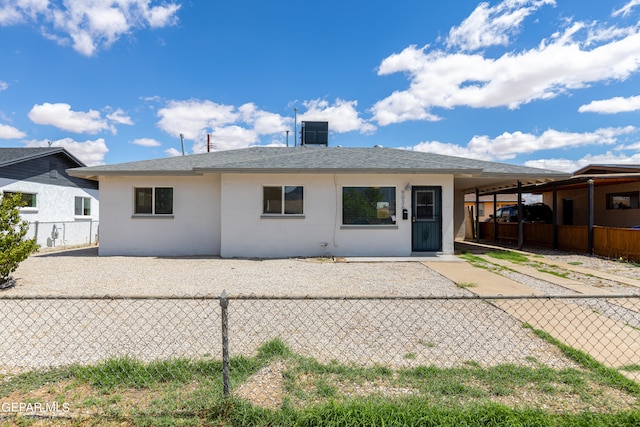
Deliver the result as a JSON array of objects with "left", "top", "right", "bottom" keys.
[{"left": 1, "top": 0, "right": 640, "bottom": 171}]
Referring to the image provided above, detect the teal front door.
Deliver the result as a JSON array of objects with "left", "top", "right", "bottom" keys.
[{"left": 412, "top": 186, "right": 442, "bottom": 252}]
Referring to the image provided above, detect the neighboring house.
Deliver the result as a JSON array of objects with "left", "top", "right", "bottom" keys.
[
  {"left": 539, "top": 164, "right": 640, "bottom": 228},
  {"left": 463, "top": 194, "right": 519, "bottom": 222},
  {"left": 0, "top": 147, "right": 99, "bottom": 249},
  {"left": 68, "top": 146, "right": 567, "bottom": 258}
]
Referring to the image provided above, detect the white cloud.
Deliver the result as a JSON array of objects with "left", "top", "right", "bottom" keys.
[
  {"left": 412, "top": 140, "right": 489, "bottom": 160},
  {"left": 0, "top": 0, "right": 181, "bottom": 56},
  {"left": 525, "top": 151, "right": 640, "bottom": 172},
  {"left": 0, "top": 123, "right": 26, "bottom": 139},
  {"left": 207, "top": 126, "right": 259, "bottom": 152},
  {"left": 613, "top": 0, "right": 640, "bottom": 18},
  {"left": 131, "top": 138, "right": 161, "bottom": 147},
  {"left": 0, "top": 81, "right": 8, "bottom": 91},
  {"left": 411, "top": 126, "right": 637, "bottom": 161},
  {"left": 157, "top": 99, "right": 238, "bottom": 141},
  {"left": 157, "top": 98, "right": 376, "bottom": 152},
  {"left": 22, "top": 137, "right": 109, "bottom": 166},
  {"left": 300, "top": 99, "right": 376, "bottom": 134},
  {"left": 164, "top": 147, "right": 181, "bottom": 157},
  {"left": 579, "top": 95, "right": 640, "bottom": 113},
  {"left": 372, "top": 1, "right": 640, "bottom": 126},
  {"left": 238, "top": 103, "right": 289, "bottom": 135},
  {"left": 28, "top": 102, "right": 114, "bottom": 134},
  {"left": 447, "top": 0, "right": 555, "bottom": 51},
  {"left": 467, "top": 127, "right": 635, "bottom": 160},
  {"left": 106, "top": 108, "right": 134, "bottom": 125}
]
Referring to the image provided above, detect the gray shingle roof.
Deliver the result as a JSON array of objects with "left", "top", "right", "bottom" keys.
[
  {"left": 68, "top": 146, "right": 566, "bottom": 179},
  {"left": 0, "top": 147, "right": 85, "bottom": 168}
]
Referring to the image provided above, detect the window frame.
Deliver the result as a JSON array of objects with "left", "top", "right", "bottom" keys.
[
  {"left": 606, "top": 191, "right": 639, "bottom": 210},
  {"left": 75, "top": 196, "right": 91, "bottom": 217},
  {"left": 3, "top": 191, "right": 37, "bottom": 209},
  {"left": 341, "top": 186, "right": 397, "bottom": 227},
  {"left": 133, "top": 187, "right": 174, "bottom": 217},
  {"left": 261, "top": 185, "right": 304, "bottom": 217}
]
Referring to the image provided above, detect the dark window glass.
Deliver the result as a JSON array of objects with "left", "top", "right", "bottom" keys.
[
  {"left": 4, "top": 191, "right": 36, "bottom": 208},
  {"left": 75, "top": 197, "right": 91, "bottom": 216},
  {"left": 284, "top": 186, "right": 304, "bottom": 214},
  {"left": 263, "top": 187, "right": 282, "bottom": 214},
  {"left": 155, "top": 188, "right": 173, "bottom": 214},
  {"left": 416, "top": 190, "right": 434, "bottom": 220},
  {"left": 607, "top": 192, "right": 639, "bottom": 209},
  {"left": 342, "top": 187, "right": 396, "bottom": 225},
  {"left": 135, "top": 188, "right": 153, "bottom": 214}
]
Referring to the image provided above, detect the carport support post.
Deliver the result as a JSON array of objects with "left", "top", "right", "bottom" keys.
[
  {"left": 475, "top": 188, "right": 480, "bottom": 242},
  {"left": 552, "top": 186, "right": 558, "bottom": 249},
  {"left": 493, "top": 193, "right": 498, "bottom": 241},
  {"left": 220, "top": 290, "right": 230, "bottom": 397},
  {"left": 588, "top": 179, "right": 594, "bottom": 255},
  {"left": 517, "top": 181, "right": 524, "bottom": 250}
]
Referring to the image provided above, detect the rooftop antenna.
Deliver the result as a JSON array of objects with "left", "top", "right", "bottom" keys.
[
  {"left": 47, "top": 141, "right": 52, "bottom": 147},
  {"left": 179, "top": 133, "right": 185, "bottom": 156},
  {"left": 294, "top": 107, "right": 298, "bottom": 147}
]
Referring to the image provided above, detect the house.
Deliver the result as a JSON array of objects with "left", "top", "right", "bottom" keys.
[
  {"left": 68, "top": 146, "right": 567, "bottom": 258},
  {"left": 0, "top": 147, "right": 99, "bottom": 249},
  {"left": 539, "top": 164, "right": 640, "bottom": 228}
]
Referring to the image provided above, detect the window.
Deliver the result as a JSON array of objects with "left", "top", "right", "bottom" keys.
[
  {"left": 607, "top": 191, "right": 639, "bottom": 210},
  {"left": 263, "top": 186, "right": 303, "bottom": 215},
  {"left": 415, "top": 190, "right": 435, "bottom": 220},
  {"left": 342, "top": 186, "right": 396, "bottom": 225},
  {"left": 75, "top": 197, "right": 91, "bottom": 216},
  {"left": 477, "top": 203, "right": 485, "bottom": 217},
  {"left": 3, "top": 191, "right": 37, "bottom": 208},
  {"left": 134, "top": 187, "right": 173, "bottom": 215}
]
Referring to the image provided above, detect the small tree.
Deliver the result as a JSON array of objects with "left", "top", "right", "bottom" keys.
[{"left": 0, "top": 193, "right": 39, "bottom": 288}]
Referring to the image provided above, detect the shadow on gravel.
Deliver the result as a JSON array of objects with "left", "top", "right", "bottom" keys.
[{"left": 36, "top": 246, "right": 99, "bottom": 258}]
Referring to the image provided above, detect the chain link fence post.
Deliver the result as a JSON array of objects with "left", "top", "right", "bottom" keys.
[{"left": 220, "top": 290, "right": 230, "bottom": 397}]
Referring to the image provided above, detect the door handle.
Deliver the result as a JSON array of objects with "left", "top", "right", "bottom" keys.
[{"left": 412, "top": 216, "right": 416, "bottom": 223}]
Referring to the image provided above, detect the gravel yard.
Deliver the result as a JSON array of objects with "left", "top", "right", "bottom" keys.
[
  {"left": 2, "top": 245, "right": 637, "bottom": 374},
  {"left": 8, "top": 247, "right": 467, "bottom": 297}
]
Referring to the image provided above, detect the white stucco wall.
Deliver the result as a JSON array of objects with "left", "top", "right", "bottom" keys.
[
  {"left": 97, "top": 175, "right": 220, "bottom": 256},
  {"left": 220, "top": 173, "right": 454, "bottom": 258},
  {"left": 0, "top": 178, "right": 99, "bottom": 248}
]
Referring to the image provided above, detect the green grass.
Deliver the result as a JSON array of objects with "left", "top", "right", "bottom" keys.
[
  {"left": 1, "top": 338, "right": 638, "bottom": 426},
  {"left": 456, "top": 281, "right": 478, "bottom": 288},
  {"left": 487, "top": 250, "right": 530, "bottom": 263},
  {"left": 537, "top": 268, "right": 570, "bottom": 278}
]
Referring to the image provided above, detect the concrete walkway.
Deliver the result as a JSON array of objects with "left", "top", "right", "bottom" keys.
[{"left": 423, "top": 259, "right": 640, "bottom": 381}]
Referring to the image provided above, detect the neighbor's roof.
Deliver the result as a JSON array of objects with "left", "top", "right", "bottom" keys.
[
  {"left": 573, "top": 164, "right": 640, "bottom": 176},
  {"left": 0, "top": 147, "right": 86, "bottom": 168},
  {"left": 68, "top": 146, "right": 569, "bottom": 192}
]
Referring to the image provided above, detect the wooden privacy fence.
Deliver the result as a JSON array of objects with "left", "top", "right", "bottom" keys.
[{"left": 477, "top": 222, "right": 640, "bottom": 262}]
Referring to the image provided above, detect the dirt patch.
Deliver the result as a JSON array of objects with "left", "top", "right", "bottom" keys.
[{"left": 234, "top": 361, "right": 287, "bottom": 410}]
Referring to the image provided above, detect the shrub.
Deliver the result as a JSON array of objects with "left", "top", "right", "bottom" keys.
[{"left": 0, "top": 192, "right": 39, "bottom": 287}]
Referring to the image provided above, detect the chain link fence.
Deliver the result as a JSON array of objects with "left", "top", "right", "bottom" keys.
[{"left": 1, "top": 293, "right": 638, "bottom": 417}]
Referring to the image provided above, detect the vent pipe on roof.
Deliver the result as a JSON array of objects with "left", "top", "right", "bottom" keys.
[
  {"left": 294, "top": 107, "right": 298, "bottom": 147},
  {"left": 180, "top": 133, "right": 185, "bottom": 156}
]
